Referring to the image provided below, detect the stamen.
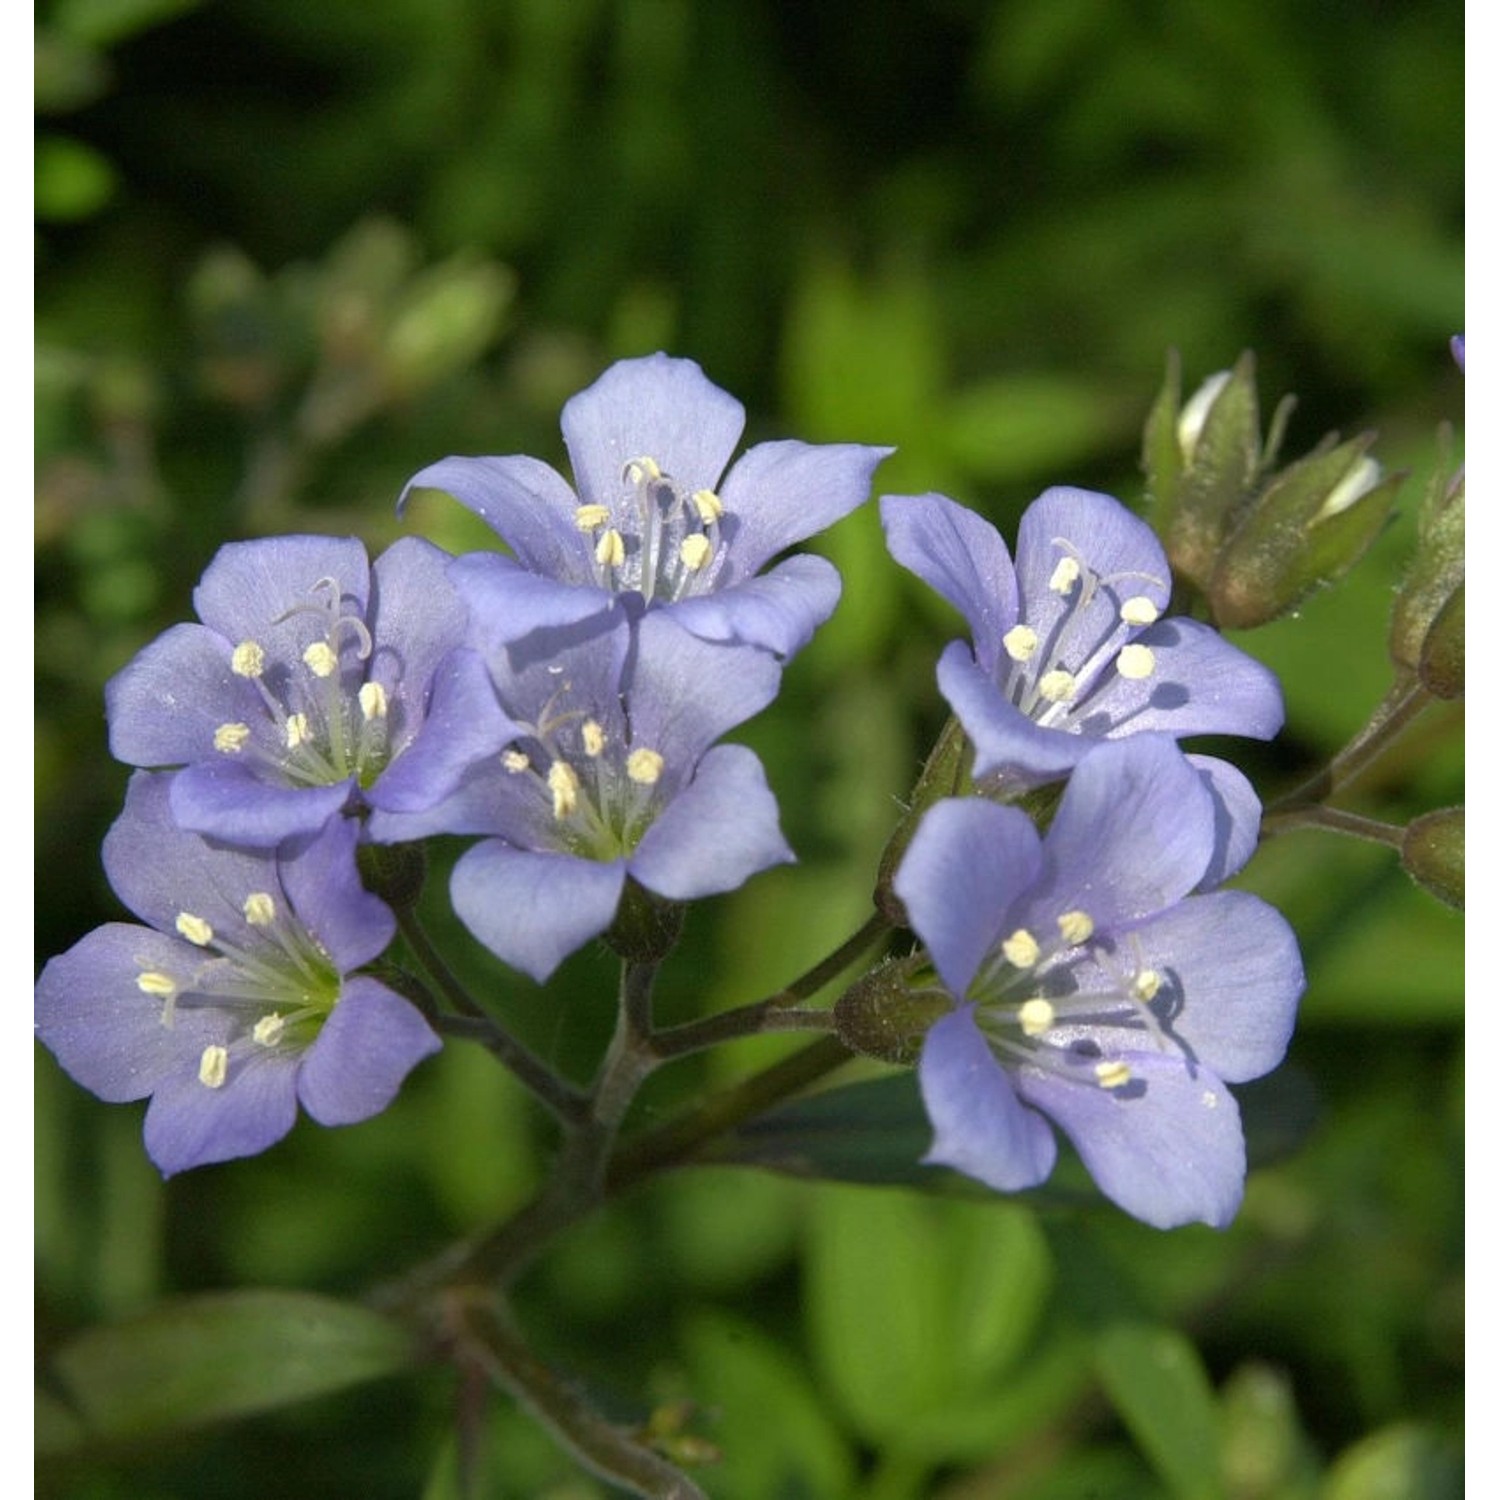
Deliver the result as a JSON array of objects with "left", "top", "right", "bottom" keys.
[
  {"left": 1037, "top": 669, "right": 1077, "bottom": 703},
  {"left": 214, "top": 722, "right": 251, "bottom": 753},
  {"left": 691, "top": 488, "right": 724, "bottom": 523},
  {"left": 626, "top": 748, "right": 665, "bottom": 786},
  {"left": 198, "top": 1045, "right": 229, "bottom": 1089},
  {"left": 1002, "top": 624, "right": 1039, "bottom": 662},
  {"left": 1116, "top": 644, "right": 1156, "bottom": 680},
  {"left": 1001, "top": 929, "right": 1041, "bottom": 968},
  {"left": 595, "top": 529, "right": 626, "bottom": 569},
  {"left": 285, "top": 713, "right": 311, "bottom": 749},
  {"left": 359, "top": 682, "right": 388, "bottom": 721},
  {"left": 231, "top": 641, "right": 266, "bottom": 677},
  {"left": 243, "top": 893, "right": 276, "bottom": 926},
  {"left": 253, "top": 1013, "right": 286, "bottom": 1046},
  {"left": 501, "top": 749, "right": 531, "bottom": 773},
  {"left": 623, "top": 456, "right": 663, "bottom": 485},
  {"left": 1094, "top": 1060, "right": 1132, "bottom": 1089},
  {"left": 1018, "top": 998, "right": 1055, "bottom": 1036},
  {"left": 1120, "top": 596, "right": 1160, "bottom": 626},
  {"left": 1049, "top": 556, "right": 1081, "bottom": 595},
  {"left": 581, "top": 721, "right": 607, "bottom": 757},
  {"left": 548, "top": 761, "right": 581, "bottom": 818},
  {"left": 1057, "top": 909, "right": 1095, "bottom": 945},
  {"left": 1132, "top": 968, "right": 1162, "bottom": 1002},
  {"left": 137, "top": 970, "right": 177, "bottom": 997},
  {"left": 679, "top": 534, "right": 713, "bottom": 572},
  {"left": 574, "top": 504, "right": 611, "bottom": 532},
  {"left": 303, "top": 641, "right": 338, "bottom": 678},
  {"left": 176, "top": 913, "right": 214, "bottom": 946}
]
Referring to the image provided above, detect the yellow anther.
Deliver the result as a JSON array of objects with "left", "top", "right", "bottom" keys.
[
  {"left": 303, "top": 641, "right": 339, "bottom": 678},
  {"left": 253, "top": 1013, "right": 286, "bottom": 1047},
  {"left": 1119, "top": 595, "right": 1160, "bottom": 626},
  {"left": 624, "top": 456, "right": 663, "bottom": 485},
  {"left": 1001, "top": 928, "right": 1041, "bottom": 968},
  {"left": 1002, "top": 624, "right": 1039, "bottom": 662},
  {"left": 137, "top": 971, "right": 177, "bottom": 998},
  {"left": 231, "top": 640, "right": 266, "bottom": 678},
  {"left": 626, "top": 747, "right": 665, "bottom": 785},
  {"left": 501, "top": 748, "right": 531, "bottom": 773},
  {"left": 1057, "top": 909, "right": 1095, "bottom": 945},
  {"left": 1049, "top": 556, "right": 1081, "bottom": 594},
  {"left": 285, "top": 713, "right": 311, "bottom": 749},
  {"left": 595, "top": 528, "right": 626, "bottom": 569},
  {"left": 691, "top": 488, "right": 724, "bottom": 522},
  {"left": 1037, "top": 669, "right": 1077, "bottom": 703},
  {"left": 548, "top": 760, "right": 581, "bottom": 818},
  {"left": 1132, "top": 968, "right": 1162, "bottom": 1002},
  {"left": 1018, "top": 998, "right": 1055, "bottom": 1036},
  {"left": 214, "top": 722, "right": 251, "bottom": 754},
  {"left": 1201, "top": 1090, "right": 1220, "bottom": 1110},
  {"left": 359, "top": 681, "right": 388, "bottom": 721},
  {"left": 679, "top": 534, "right": 713, "bottom": 572},
  {"left": 1094, "top": 1060, "right": 1132, "bottom": 1089},
  {"left": 243, "top": 892, "right": 276, "bottom": 926},
  {"left": 176, "top": 912, "right": 214, "bottom": 946},
  {"left": 1116, "top": 644, "right": 1156, "bottom": 680},
  {"left": 574, "top": 503, "right": 611, "bottom": 532},
  {"left": 581, "top": 720, "right": 607, "bottom": 757},
  {"left": 198, "top": 1045, "right": 229, "bottom": 1089}
]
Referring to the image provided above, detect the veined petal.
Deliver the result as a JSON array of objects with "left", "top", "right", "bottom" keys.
[
  {"left": 1015, "top": 1049, "right": 1245, "bottom": 1229},
  {"left": 170, "top": 760, "right": 354, "bottom": 848},
  {"left": 143, "top": 1048, "right": 301, "bottom": 1176},
  {"left": 894, "top": 798, "right": 1043, "bottom": 998},
  {"left": 449, "top": 550, "right": 616, "bottom": 651},
  {"left": 451, "top": 842, "right": 628, "bottom": 982},
  {"left": 629, "top": 744, "right": 793, "bottom": 899},
  {"left": 277, "top": 814, "right": 396, "bottom": 972},
  {"left": 106, "top": 623, "right": 244, "bottom": 769},
  {"left": 919, "top": 1007, "right": 1058, "bottom": 1192},
  {"left": 192, "top": 535, "right": 371, "bottom": 645},
  {"left": 1186, "top": 754, "right": 1262, "bottom": 889},
  {"left": 665, "top": 553, "right": 843, "bottom": 658},
  {"left": 297, "top": 977, "right": 441, "bottom": 1127}
]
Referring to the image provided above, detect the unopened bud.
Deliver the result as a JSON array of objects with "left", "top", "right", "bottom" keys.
[
  {"left": 834, "top": 957, "right": 949, "bottom": 1065},
  {"left": 1390, "top": 451, "right": 1463, "bottom": 680},
  {"left": 875, "top": 715, "right": 973, "bottom": 926},
  {"left": 1401, "top": 807, "right": 1463, "bottom": 910},
  {"left": 1418, "top": 584, "right": 1463, "bottom": 699}
]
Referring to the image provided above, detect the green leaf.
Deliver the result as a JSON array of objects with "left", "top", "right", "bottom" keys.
[
  {"left": 1321, "top": 1423, "right": 1462, "bottom": 1500},
  {"left": 1095, "top": 1321, "right": 1225, "bottom": 1500},
  {"left": 41, "top": 1290, "right": 419, "bottom": 1453}
]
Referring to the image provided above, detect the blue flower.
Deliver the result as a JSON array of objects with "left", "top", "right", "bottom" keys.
[
  {"left": 34, "top": 773, "right": 441, "bottom": 1176},
  {"left": 400, "top": 353, "right": 892, "bottom": 659},
  {"left": 881, "top": 488, "right": 1284, "bottom": 788},
  {"left": 106, "top": 535, "right": 484, "bottom": 846},
  {"left": 368, "top": 587, "right": 794, "bottom": 982},
  {"left": 894, "top": 735, "right": 1303, "bottom": 1228}
]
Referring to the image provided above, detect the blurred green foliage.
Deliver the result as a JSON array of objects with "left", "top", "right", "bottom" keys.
[{"left": 36, "top": 0, "right": 1461, "bottom": 1495}]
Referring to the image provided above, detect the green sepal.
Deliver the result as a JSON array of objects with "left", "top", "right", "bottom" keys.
[
  {"left": 1419, "top": 583, "right": 1463, "bottom": 699},
  {"left": 1390, "top": 452, "right": 1463, "bottom": 677},
  {"left": 603, "top": 876, "right": 685, "bottom": 964},
  {"left": 1401, "top": 807, "right": 1463, "bottom": 910},
  {"left": 1141, "top": 348, "right": 1185, "bottom": 530},
  {"left": 1209, "top": 433, "right": 1399, "bottom": 629},
  {"left": 833, "top": 954, "right": 948, "bottom": 1065},
  {"left": 357, "top": 838, "right": 428, "bottom": 911}
]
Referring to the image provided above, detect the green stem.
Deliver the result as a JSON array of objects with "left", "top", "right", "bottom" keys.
[
  {"left": 1260, "top": 804, "right": 1406, "bottom": 847},
  {"left": 651, "top": 1004, "right": 837, "bottom": 1060}
]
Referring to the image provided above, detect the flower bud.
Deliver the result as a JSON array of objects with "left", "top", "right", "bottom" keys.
[
  {"left": 833, "top": 956, "right": 948, "bottom": 1065},
  {"left": 1390, "top": 449, "right": 1463, "bottom": 685},
  {"left": 1419, "top": 583, "right": 1463, "bottom": 699},
  {"left": 1401, "top": 807, "right": 1463, "bottom": 910}
]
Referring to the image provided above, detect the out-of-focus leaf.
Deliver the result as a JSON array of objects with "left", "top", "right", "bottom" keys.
[
  {"left": 1095, "top": 1321, "right": 1225, "bottom": 1500},
  {"left": 1320, "top": 1423, "right": 1462, "bottom": 1500},
  {"left": 41, "top": 1290, "right": 419, "bottom": 1452},
  {"left": 1219, "top": 1362, "right": 1321, "bottom": 1500},
  {"left": 35, "top": 135, "right": 117, "bottom": 222},
  {"left": 52, "top": 0, "right": 204, "bottom": 49}
]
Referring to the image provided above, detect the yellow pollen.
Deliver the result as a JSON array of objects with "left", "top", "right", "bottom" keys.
[
  {"left": 624, "top": 456, "right": 663, "bottom": 484},
  {"left": 1001, "top": 928, "right": 1040, "bottom": 968},
  {"left": 359, "top": 681, "right": 388, "bottom": 721},
  {"left": 581, "top": 720, "right": 607, "bottom": 757},
  {"left": 595, "top": 528, "right": 626, "bottom": 569},
  {"left": 1116, "top": 644, "right": 1156, "bottom": 680},
  {"left": 501, "top": 748, "right": 531, "bottom": 773},
  {"left": 1120, "top": 595, "right": 1160, "bottom": 626},
  {"left": 679, "top": 534, "right": 713, "bottom": 572},
  {"left": 1132, "top": 968, "right": 1162, "bottom": 1002},
  {"left": 231, "top": 640, "right": 266, "bottom": 677},
  {"left": 243, "top": 892, "right": 276, "bottom": 926},
  {"left": 1002, "top": 624, "right": 1039, "bottom": 662},
  {"left": 198, "top": 1045, "right": 229, "bottom": 1089},
  {"left": 691, "top": 488, "right": 724, "bottom": 522},
  {"left": 176, "top": 912, "right": 213, "bottom": 946},
  {"left": 574, "top": 503, "right": 611, "bottom": 532},
  {"left": 626, "top": 747, "right": 665, "bottom": 785},
  {"left": 214, "top": 722, "right": 251, "bottom": 753},
  {"left": 253, "top": 1013, "right": 286, "bottom": 1046},
  {"left": 1201, "top": 1090, "right": 1219, "bottom": 1109},
  {"left": 1057, "top": 909, "right": 1095, "bottom": 945},
  {"left": 1095, "top": 1060, "right": 1132, "bottom": 1089},
  {"left": 285, "top": 713, "right": 311, "bottom": 749},
  {"left": 303, "top": 640, "right": 338, "bottom": 678},
  {"left": 1018, "top": 998, "right": 1055, "bottom": 1036},
  {"left": 548, "top": 760, "right": 581, "bottom": 818},
  {"left": 1037, "top": 669, "right": 1077, "bottom": 703},
  {"left": 1049, "top": 556, "right": 1081, "bottom": 594},
  {"left": 137, "top": 970, "right": 177, "bottom": 998}
]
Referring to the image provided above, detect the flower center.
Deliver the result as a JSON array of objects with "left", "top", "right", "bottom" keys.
[{"left": 572, "top": 456, "right": 726, "bottom": 605}]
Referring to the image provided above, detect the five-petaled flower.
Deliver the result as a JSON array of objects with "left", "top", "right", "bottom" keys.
[
  {"left": 895, "top": 734, "right": 1303, "bottom": 1229},
  {"left": 106, "top": 535, "right": 476, "bottom": 846},
  {"left": 34, "top": 772, "right": 441, "bottom": 1176},
  {"left": 399, "top": 353, "right": 892, "bottom": 660},
  {"left": 367, "top": 581, "right": 794, "bottom": 982},
  {"left": 881, "top": 487, "right": 1284, "bottom": 788}
]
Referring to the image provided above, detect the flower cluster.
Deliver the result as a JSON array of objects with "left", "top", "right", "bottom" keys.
[{"left": 36, "top": 354, "right": 889, "bottom": 1170}]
